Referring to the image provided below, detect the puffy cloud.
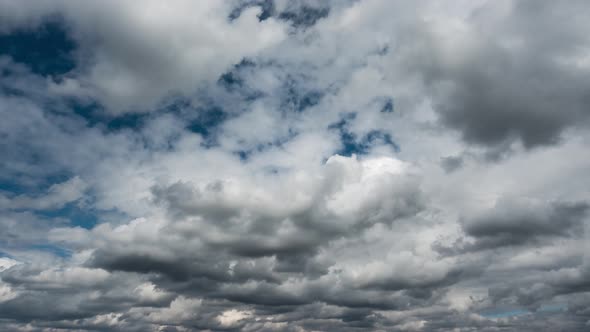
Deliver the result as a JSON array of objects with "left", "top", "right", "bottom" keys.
[
  {"left": 217, "top": 308, "right": 252, "bottom": 328},
  {"left": 0, "top": 176, "right": 87, "bottom": 210},
  {"left": 1, "top": 0, "right": 590, "bottom": 331},
  {"left": 54, "top": 155, "right": 424, "bottom": 293},
  {"left": 1, "top": 0, "right": 287, "bottom": 112},
  {"left": 460, "top": 198, "right": 589, "bottom": 250},
  {"left": 401, "top": 0, "right": 590, "bottom": 149}
]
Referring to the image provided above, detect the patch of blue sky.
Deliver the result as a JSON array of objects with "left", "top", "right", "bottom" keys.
[
  {"left": 228, "top": 0, "right": 274, "bottom": 22},
  {"left": 217, "top": 58, "right": 265, "bottom": 103},
  {"left": 0, "top": 179, "right": 29, "bottom": 196},
  {"left": 328, "top": 112, "right": 357, "bottom": 131},
  {"left": 328, "top": 113, "right": 399, "bottom": 156},
  {"left": 62, "top": 58, "right": 314, "bottom": 148},
  {"left": 0, "top": 171, "right": 72, "bottom": 196},
  {"left": 218, "top": 58, "right": 256, "bottom": 89},
  {"left": 381, "top": 98, "right": 394, "bottom": 113},
  {"left": 282, "top": 88, "right": 323, "bottom": 113},
  {"left": 106, "top": 113, "right": 148, "bottom": 132},
  {"left": 70, "top": 98, "right": 191, "bottom": 135},
  {"left": 187, "top": 106, "right": 229, "bottom": 147},
  {"left": 35, "top": 202, "right": 98, "bottom": 230},
  {"left": 61, "top": 99, "right": 149, "bottom": 132},
  {"left": 1, "top": 243, "right": 73, "bottom": 259},
  {"left": 187, "top": 106, "right": 226, "bottom": 136},
  {"left": 229, "top": 0, "right": 330, "bottom": 27},
  {"left": 0, "top": 20, "right": 76, "bottom": 77},
  {"left": 29, "top": 244, "right": 72, "bottom": 258},
  {"left": 365, "top": 130, "right": 400, "bottom": 151},
  {"left": 234, "top": 129, "right": 299, "bottom": 161},
  {"left": 279, "top": 74, "right": 325, "bottom": 113}
]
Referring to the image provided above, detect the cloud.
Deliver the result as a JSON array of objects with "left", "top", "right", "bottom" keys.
[
  {"left": 1, "top": 0, "right": 590, "bottom": 331},
  {"left": 403, "top": 0, "right": 590, "bottom": 149},
  {"left": 0, "top": 176, "right": 87, "bottom": 210},
  {"left": 77, "top": 155, "right": 423, "bottom": 288},
  {"left": 1, "top": 0, "right": 287, "bottom": 113},
  {"left": 460, "top": 198, "right": 588, "bottom": 250}
]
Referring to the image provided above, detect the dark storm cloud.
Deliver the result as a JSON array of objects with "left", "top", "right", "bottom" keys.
[
  {"left": 360, "top": 267, "right": 465, "bottom": 292},
  {"left": 0, "top": 266, "right": 142, "bottom": 323},
  {"left": 440, "top": 155, "right": 463, "bottom": 173},
  {"left": 213, "top": 278, "right": 439, "bottom": 313},
  {"left": 90, "top": 250, "right": 281, "bottom": 286},
  {"left": 407, "top": 0, "right": 590, "bottom": 149},
  {"left": 461, "top": 199, "right": 588, "bottom": 250}
]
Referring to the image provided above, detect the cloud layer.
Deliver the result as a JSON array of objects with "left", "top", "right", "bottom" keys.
[{"left": 1, "top": 0, "right": 590, "bottom": 331}]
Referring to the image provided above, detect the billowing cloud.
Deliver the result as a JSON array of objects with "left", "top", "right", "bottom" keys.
[{"left": 1, "top": 0, "right": 590, "bottom": 331}]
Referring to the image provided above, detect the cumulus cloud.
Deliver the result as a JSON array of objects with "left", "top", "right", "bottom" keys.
[
  {"left": 459, "top": 198, "right": 589, "bottom": 250},
  {"left": 0, "top": 176, "right": 87, "bottom": 210},
  {"left": 1, "top": 0, "right": 590, "bottom": 331},
  {"left": 1, "top": 0, "right": 287, "bottom": 112}
]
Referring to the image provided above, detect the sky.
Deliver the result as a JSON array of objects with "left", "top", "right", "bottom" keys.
[{"left": 0, "top": 0, "right": 589, "bottom": 331}]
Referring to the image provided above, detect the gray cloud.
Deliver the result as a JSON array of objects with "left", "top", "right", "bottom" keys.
[
  {"left": 409, "top": 0, "right": 590, "bottom": 149},
  {"left": 440, "top": 155, "right": 464, "bottom": 173},
  {"left": 461, "top": 198, "right": 588, "bottom": 250},
  {"left": 1, "top": 1, "right": 590, "bottom": 331}
]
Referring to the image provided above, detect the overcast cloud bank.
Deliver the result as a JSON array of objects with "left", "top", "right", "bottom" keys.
[{"left": 1, "top": 0, "right": 590, "bottom": 331}]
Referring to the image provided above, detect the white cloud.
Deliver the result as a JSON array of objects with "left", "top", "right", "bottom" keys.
[
  {"left": 146, "top": 296, "right": 202, "bottom": 324},
  {"left": 1, "top": 0, "right": 287, "bottom": 112},
  {"left": 1, "top": 1, "right": 590, "bottom": 331},
  {"left": 0, "top": 176, "right": 87, "bottom": 211},
  {"left": 217, "top": 309, "right": 252, "bottom": 327}
]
